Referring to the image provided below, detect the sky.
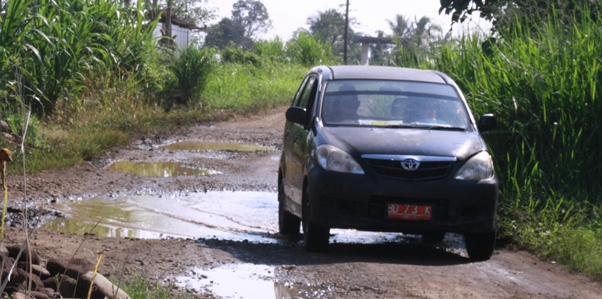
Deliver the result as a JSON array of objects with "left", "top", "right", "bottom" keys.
[{"left": 205, "top": 0, "right": 492, "bottom": 41}]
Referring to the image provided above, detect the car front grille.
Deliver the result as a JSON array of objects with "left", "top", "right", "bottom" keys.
[{"left": 364, "top": 158, "right": 454, "bottom": 180}]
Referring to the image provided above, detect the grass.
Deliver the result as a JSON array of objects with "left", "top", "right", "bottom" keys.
[
  {"left": 0, "top": 59, "right": 305, "bottom": 298},
  {"left": 2, "top": 3, "right": 602, "bottom": 291},
  {"left": 204, "top": 62, "right": 306, "bottom": 112},
  {"left": 400, "top": 11, "right": 602, "bottom": 279},
  {"left": 3, "top": 60, "right": 303, "bottom": 175},
  {"left": 121, "top": 275, "right": 195, "bottom": 299}
]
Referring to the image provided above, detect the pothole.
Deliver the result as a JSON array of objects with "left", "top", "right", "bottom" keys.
[
  {"left": 176, "top": 264, "right": 333, "bottom": 299},
  {"left": 177, "top": 264, "right": 275, "bottom": 298},
  {"left": 105, "top": 161, "right": 220, "bottom": 177},
  {"left": 159, "top": 141, "right": 271, "bottom": 151},
  {"left": 44, "top": 191, "right": 279, "bottom": 240}
]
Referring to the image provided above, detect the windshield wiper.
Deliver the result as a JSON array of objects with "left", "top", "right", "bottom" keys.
[
  {"left": 425, "top": 125, "right": 466, "bottom": 131},
  {"left": 384, "top": 124, "right": 416, "bottom": 128},
  {"left": 386, "top": 123, "right": 466, "bottom": 131}
]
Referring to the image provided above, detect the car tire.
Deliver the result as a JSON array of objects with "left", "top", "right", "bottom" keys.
[
  {"left": 464, "top": 231, "right": 496, "bottom": 261},
  {"left": 302, "top": 185, "right": 329, "bottom": 252},
  {"left": 422, "top": 232, "right": 446, "bottom": 244},
  {"left": 278, "top": 177, "right": 300, "bottom": 235}
]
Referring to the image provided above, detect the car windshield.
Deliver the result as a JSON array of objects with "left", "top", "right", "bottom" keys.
[{"left": 320, "top": 80, "right": 471, "bottom": 129}]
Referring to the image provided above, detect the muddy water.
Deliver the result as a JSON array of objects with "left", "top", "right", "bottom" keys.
[
  {"left": 44, "top": 191, "right": 279, "bottom": 240},
  {"left": 177, "top": 263, "right": 332, "bottom": 299},
  {"left": 159, "top": 141, "right": 271, "bottom": 152},
  {"left": 45, "top": 191, "right": 466, "bottom": 298},
  {"left": 105, "top": 161, "right": 220, "bottom": 177}
]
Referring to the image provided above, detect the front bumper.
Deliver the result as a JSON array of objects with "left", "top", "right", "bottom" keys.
[{"left": 306, "top": 166, "right": 499, "bottom": 234}]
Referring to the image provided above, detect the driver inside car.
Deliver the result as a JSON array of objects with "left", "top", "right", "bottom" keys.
[{"left": 324, "top": 95, "right": 360, "bottom": 123}]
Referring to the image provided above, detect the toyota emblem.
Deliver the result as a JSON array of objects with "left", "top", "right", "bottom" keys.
[{"left": 401, "top": 159, "right": 420, "bottom": 171}]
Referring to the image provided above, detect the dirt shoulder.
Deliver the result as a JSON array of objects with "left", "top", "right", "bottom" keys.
[{"left": 2, "top": 106, "right": 601, "bottom": 298}]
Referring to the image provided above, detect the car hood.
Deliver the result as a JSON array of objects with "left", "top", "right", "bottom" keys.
[{"left": 320, "top": 126, "right": 486, "bottom": 160}]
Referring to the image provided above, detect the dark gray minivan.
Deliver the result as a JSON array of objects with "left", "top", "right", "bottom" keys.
[{"left": 278, "top": 65, "right": 499, "bottom": 260}]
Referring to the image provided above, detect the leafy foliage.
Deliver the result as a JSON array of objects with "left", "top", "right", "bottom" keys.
[
  {"left": 388, "top": 14, "right": 444, "bottom": 67},
  {"left": 286, "top": 32, "right": 336, "bottom": 66},
  {"left": 253, "top": 38, "right": 287, "bottom": 63},
  {"left": 231, "top": 0, "right": 272, "bottom": 39},
  {"left": 0, "top": 0, "right": 157, "bottom": 116},
  {"left": 204, "top": 18, "right": 253, "bottom": 50},
  {"left": 439, "top": 0, "right": 602, "bottom": 33},
  {"left": 165, "top": 45, "right": 216, "bottom": 109},
  {"left": 401, "top": 4, "right": 602, "bottom": 276},
  {"left": 305, "top": 8, "right": 356, "bottom": 60}
]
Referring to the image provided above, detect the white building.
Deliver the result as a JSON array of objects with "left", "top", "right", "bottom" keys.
[{"left": 152, "top": 12, "right": 206, "bottom": 49}]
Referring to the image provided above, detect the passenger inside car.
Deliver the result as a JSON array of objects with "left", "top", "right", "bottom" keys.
[
  {"left": 391, "top": 97, "right": 447, "bottom": 125},
  {"left": 323, "top": 89, "right": 360, "bottom": 123}
]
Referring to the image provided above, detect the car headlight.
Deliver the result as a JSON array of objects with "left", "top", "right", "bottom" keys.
[
  {"left": 316, "top": 145, "right": 364, "bottom": 174},
  {"left": 455, "top": 151, "right": 494, "bottom": 180}
]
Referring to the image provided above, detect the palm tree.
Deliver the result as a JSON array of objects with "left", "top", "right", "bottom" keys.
[
  {"left": 387, "top": 14, "right": 443, "bottom": 66},
  {"left": 386, "top": 14, "right": 413, "bottom": 47},
  {"left": 387, "top": 14, "right": 442, "bottom": 48},
  {"left": 412, "top": 16, "right": 442, "bottom": 47}
]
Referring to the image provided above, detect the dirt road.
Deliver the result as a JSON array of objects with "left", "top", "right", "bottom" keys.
[{"left": 3, "top": 107, "right": 601, "bottom": 298}]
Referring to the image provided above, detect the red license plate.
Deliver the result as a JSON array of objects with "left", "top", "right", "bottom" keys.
[{"left": 387, "top": 204, "right": 432, "bottom": 221}]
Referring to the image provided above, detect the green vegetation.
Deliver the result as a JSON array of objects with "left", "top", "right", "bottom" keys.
[
  {"left": 1, "top": 0, "right": 602, "bottom": 291},
  {"left": 403, "top": 5, "right": 602, "bottom": 279},
  {"left": 121, "top": 274, "right": 194, "bottom": 299},
  {"left": 0, "top": 1, "right": 317, "bottom": 295}
]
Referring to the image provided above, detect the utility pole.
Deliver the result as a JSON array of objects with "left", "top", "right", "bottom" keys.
[
  {"left": 166, "top": 0, "right": 172, "bottom": 40},
  {"left": 344, "top": 0, "right": 349, "bottom": 64}
]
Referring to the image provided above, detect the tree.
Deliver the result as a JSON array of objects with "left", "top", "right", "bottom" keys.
[
  {"left": 204, "top": 17, "right": 253, "bottom": 50},
  {"left": 231, "top": 0, "right": 272, "bottom": 40},
  {"left": 306, "top": 8, "right": 357, "bottom": 61},
  {"left": 307, "top": 9, "right": 347, "bottom": 47},
  {"left": 387, "top": 14, "right": 412, "bottom": 42},
  {"left": 144, "top": 0, "right": 217, "bottom": 26},
  {"left": 386, "top": 14, "right": 443, "bottom": 67},
  {"left": 439, "top": 0, "right": 602, "bottom": 33},
  {"left": 412, "top": 16, "right": 442, "bottom": 47}
]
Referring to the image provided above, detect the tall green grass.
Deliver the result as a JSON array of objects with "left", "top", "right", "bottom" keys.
[
  {"left": 203, "top": 61, "right": 306, "bottom": 112},
  {"left": 400, "top": 8, "right": 602, "bottom": 278},
  {"left": 0, "top": 0, "right": 157, "bottom": 116}
]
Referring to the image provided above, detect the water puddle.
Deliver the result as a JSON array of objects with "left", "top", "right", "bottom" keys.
[
  {"left": 178, "top": 264, "right": 275, "bottom": 298},
  {"left": 159, "top": 141, "right": 271, "bottom": 152},
  {"left": 45, "top": 191, "right": 428, "bottom": 244},
  {"left": 177, "top": 263, "right": 331, "bottom": 299},
  {"left": 44, "top": 191, "right": 457, "bottom": 298},
  {"left": 105, "top": 161, "right": 219, "bottom": 177},
  {"left": 44, "top": 191, "right": 279, "bottom": 240}
]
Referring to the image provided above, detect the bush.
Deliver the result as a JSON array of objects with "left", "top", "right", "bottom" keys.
[
  {"left": 165, "top": 45, "right": 216, "bottom": 109},
  {"left": 286, "top": 32, "right": 336, "bottom": 66}
]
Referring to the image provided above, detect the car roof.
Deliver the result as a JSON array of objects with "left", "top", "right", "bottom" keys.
[{"left": 312, "top": 65, "right": 454, "bottom": 85}]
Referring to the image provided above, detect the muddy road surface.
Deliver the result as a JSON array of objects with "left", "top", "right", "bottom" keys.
[{"left": 3, "top": 107, "right": 601, "bottom": 298}]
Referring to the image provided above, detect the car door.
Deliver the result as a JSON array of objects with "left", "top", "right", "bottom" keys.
[{"left": 283, "top": 74, "right": 318, "bottom": 208}]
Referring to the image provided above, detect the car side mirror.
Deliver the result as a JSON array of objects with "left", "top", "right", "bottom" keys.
[
  {"left": 477, "top": 114, "right": 496, "bottom": 132},
  {"left": 286, "top": 106, "right": 308, "bottom": 125}
]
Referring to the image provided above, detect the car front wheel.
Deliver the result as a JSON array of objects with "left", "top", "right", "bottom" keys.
[
  {"left": 278, "top": 176, "right": 300, "bottom": 235},
  {"left": 302, "top": 184, "right": 329, "bottom": 252},
  {"left": 464, "top": 231, "right": 496, "bottom": 261}
]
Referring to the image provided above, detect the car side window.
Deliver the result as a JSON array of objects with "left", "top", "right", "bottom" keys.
[
  {"left": 297, "top": 76, "right": 317, "bottom": 111},
  {"left": 291, "top": 76, "right": 310, "bottom": 107}
]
